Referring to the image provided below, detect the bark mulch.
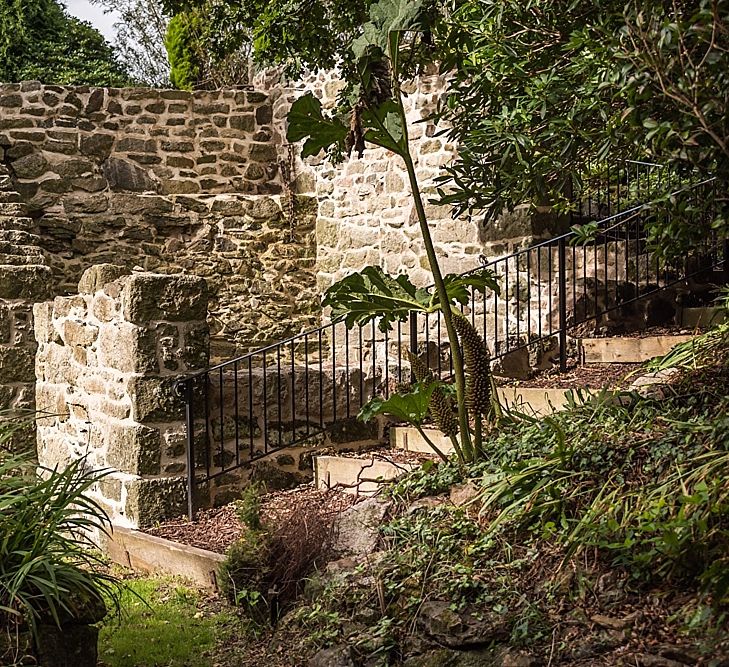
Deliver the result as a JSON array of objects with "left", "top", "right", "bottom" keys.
[
  {"left": 145, "top": 483, "right": 360, "bottom": 554},
  {"left": 503, "top": 362, "right": 642, "bottom": 389}
]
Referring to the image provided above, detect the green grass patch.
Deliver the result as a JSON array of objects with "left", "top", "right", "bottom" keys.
[{"left": 98, "top": 577, "right": 234, "bottom": 667}]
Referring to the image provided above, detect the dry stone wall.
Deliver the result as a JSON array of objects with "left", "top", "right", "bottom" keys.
[{"left": 34, "top": 266, "right": 210, "bottom": 528}]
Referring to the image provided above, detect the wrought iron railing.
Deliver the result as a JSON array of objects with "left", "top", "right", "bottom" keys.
[{"left": 177, "top": 163, "right": 726, "bottom": 519}]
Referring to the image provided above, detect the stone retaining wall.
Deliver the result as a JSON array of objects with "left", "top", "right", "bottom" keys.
[{"left": 34, "top": 266, "right": 210, "bottom": 528}]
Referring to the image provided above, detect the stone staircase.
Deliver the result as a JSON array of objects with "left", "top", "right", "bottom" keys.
[{"left": 0, "top": 161, "right": 52, "bottom": 423}]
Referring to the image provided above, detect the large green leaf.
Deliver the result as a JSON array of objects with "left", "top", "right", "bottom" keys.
[
  {"left": 352, "top": 0, "right": 429, "bottom": 59},
  {"left": 322, "top": 266, "right": 433, "bottom": 332},
  {"left": 362, "top": 99, "right": 405, "bottom": 154},
  {"left": 358, "top": 382, "right": 435, "bottom": 425},
  {"left": 286, "top": 92, "right": 348, "bottom": 158},
  {"left": 441, "top": 270, "right": 501, "bottom": 306}
]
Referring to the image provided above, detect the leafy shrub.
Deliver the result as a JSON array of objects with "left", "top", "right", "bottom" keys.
[{"left": 0, "top": 436, "right": 120, "bottom": 663}]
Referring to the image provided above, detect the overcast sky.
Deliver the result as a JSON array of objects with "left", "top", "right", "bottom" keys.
[{"left": 64, "top": 0, "right": 119, "bottom": 42}]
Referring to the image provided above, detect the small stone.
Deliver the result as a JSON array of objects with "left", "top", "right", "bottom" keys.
[
  {"left": 11, "top": 153, "right": 49, "bottom": 178},
  {"left": 79, "top": 133, "right": 114, "bottom": 159},
  {"left": 103, "top": 157, "right": 156, "bottom": 192}
]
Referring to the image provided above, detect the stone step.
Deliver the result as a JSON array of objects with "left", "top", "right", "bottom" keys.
[
  {"left": 0, "top": 251, "right": 47, "bottom": 265},
  {"left": 390, "top": 426, "right": 455, "bottom": 455},
  {"left": 102, "top": 526, "right": 225, "bottom": 591},
  {"left": 314, "top": 454, "right": 417, "bottom": 496},
  {"left": 0, "top": 191, "right": 21, "bottom": 204},
  {"left": 579, "top": 335, "right": 696, "bottom": 364},
  {"left": 0, "top": 229, "right": 41, "bottom": 246},
  {"left": 0, "top": 241, "right": 46, "bottom": 264},
  {"left": 680, "top": 306, "right": 727, "bottom": 328},
  {"left": 0, "top": 264, "right": 54, "bottom": 299},
  {"left": 0, "top": 202, "right": 27, "bottom": 217},
  {"left": 0, "top": 215, "right": 35, "bottom": 232}
]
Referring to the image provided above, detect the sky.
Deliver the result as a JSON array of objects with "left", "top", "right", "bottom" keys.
[{"left": 64, "top": 0, "right": 120, "bottom": 42}]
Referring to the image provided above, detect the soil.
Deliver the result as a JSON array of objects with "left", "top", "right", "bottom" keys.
[
  {"left": 317, "top": 445, "right": 437, "bottom": 465},
  {"left": 588, "top": 325, "right": 695, "bottom": 338},
  {"left": 145, "top": 483, "right": 360, "bottom": 554},
  {"left": 500, "top": 362, "right": 642, "bottom": 389}
]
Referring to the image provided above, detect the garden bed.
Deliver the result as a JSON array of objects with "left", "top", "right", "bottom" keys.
[
  {"left": 499, "top": 361, "right": 641, "bottom": 389},
  {"left": 144, "top": 484, "right": 360, "bottom": 554}
]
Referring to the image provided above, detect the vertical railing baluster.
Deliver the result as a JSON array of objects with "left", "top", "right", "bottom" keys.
[
  {"left": 218, "top": 367, "right": 224, "bottom": 473},
  {"left": 331, "top": 321, "right": 337, "bottom": 426},
  {"left": 384, "top": 327, "right": 389, "bottom": 398},
  {"left": 318, "top": 329, "right": 324, "bottom": 428},
  {"left": 277, "top": 347, "right": 282, "bottom": 448},
  {"left": 345, "top": 325, "right": 351, "bottom": 416},
  {"left": 262, "top": 350, "right": 268, "bottom": 454},
  {"left": 504, "top": 257, "right": 510, "bottom": 350},
  {"left": 397, "top": 319, "right": 402, "bottom": 384},
  {"left": 291, "top": 340, "right": 296, "bottom": 439},
  {"left": 183, "top": 379, "right": 196, "bottom": 521},
  {"left": 233, "top": 361, "right": 239, "bottom": 469},
  {"left": 409, "top": 311, "right": 418, "bottom": 383},
  {"left": 304, "top": 334, "right": 310, "bottom": 437},
  {"left": 359, "top": 324, "right": 364, "bottom": 406},
  {"left": 248, "top": 357, "right": 254, "bottom": 459},
  {"left": 558, "top": 237, "right": 568, "bottom": 371}
]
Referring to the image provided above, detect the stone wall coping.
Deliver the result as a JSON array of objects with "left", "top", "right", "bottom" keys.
[{"left": 0, "top": 81, "right": 266, "bottom": 100}]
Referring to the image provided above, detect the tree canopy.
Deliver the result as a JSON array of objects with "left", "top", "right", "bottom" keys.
[
  {"left": 436, "top": 0, "right": 729, "bottom": 255},
  {"left": 90, "top": 0, "right": 171, "bottom": 87},
  {"left": 159, "top": 0, "right": 375, "bottom": 81},
  {"left": 0, "top": 0, "right": 131, "bottom": 86}
]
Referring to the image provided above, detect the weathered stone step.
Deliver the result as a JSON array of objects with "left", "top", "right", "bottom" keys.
[
  {"left": 314, "top": 454, "right": 417, "bottom": 495},
  {"left": 0, "top": 215, "right": 35, "bottom": 232},
  {"left": 390, "top": 426, "right": 455, "bottom": 455},
  {"left": 580, "top": 335, "right": 696, "bottom": 364},
  {"left": 680, "top": 306, "right": 727, "bottom": 328},
  {"left": 0, "top": 241, "right": 44, "bottom": 258},
  {"left": 0, "top": 202, "right": 28, "bottom": 217},
  {"left": 102, "top": 526, "right": 225, "bottom": 591},
  {"left": 0, "top": 251, "right": 47, "bottom": 265},
  {"left": 0, "top": 191, "right": 21, "bottom": 204},
  {"left": 0, "top": 229, "right": 41, "bottom": 246},
  {"left": 0, "top": 264, "right": 53, "bottom": 299}
]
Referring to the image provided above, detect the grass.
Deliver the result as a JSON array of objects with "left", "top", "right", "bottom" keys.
[{"left": 98, "top": 576, "right": 236, "bottom": 667}]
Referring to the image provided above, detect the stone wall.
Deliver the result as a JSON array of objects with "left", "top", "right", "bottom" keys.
[
  {"left": 34, "top": 266, "right": 210, "bottom": 528},
  {"left": 260, "top": 68, "right": 570, "bottom": 296},
  {"left": 0, "top": 161, "right": 52, "bottom": 447},
  {"left": 0, "top": 82, "right": 279, "bottom": 200},
  {"left": 0, "top": 82, "right": 319, "bottom": 358}
]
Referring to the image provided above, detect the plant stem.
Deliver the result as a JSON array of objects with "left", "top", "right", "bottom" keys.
[
  {"left": 393, "top": 95, "right": 473, "bottom": 462},
  {"left": 414, "top": 425, "right": 450, "bottom": 463}
]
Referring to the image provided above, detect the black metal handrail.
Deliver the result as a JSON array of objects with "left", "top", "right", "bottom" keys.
[{"left": 177, "top": 164, "right": 726, "bottom": 519}]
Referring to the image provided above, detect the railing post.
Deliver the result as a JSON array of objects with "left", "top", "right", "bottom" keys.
[
  {"left": 409, "top": 311, "right": 418, "bottom": 383},
  {"left": 558, "top": 237, "right": 568, "bottom": 372},
  {"left": 177, "top": 378, "right": 196, "bottom": 522}
]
